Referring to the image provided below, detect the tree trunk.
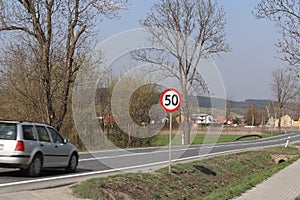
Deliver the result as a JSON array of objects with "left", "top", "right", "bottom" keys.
[
  {"left": 41, "top": 45, "right": 55, "bottom": 126},
  {"left": 181, "top": 91, "right": 191, "bottom": 145},
  {"left": 278, "top": 106, "right": 282, "bottom": 131}
]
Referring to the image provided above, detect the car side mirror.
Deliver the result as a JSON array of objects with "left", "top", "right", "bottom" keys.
[{"left": 64, "top": 138, "right": 69, "bottom": 144}]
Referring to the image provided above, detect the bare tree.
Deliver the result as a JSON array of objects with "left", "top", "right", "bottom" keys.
[
  {"left": 135, "top": 0, "right": 230, "bottom": 144},
  {"left": 245, "top": 103, "right": 258, "bottom": 126},
  {"left": 271, "top": 68, "right": 299, "bottom": 130},
  {"left": 266, "top": 101, "right": 278, "bottom": 124},
  {"left": 0, "top": 44, "right": 47, "bottom": 122},
  {"left": 0, "top": 0, "right": 126, "bottom": 130},
  {"left": 254, "top": 0, "right": 300, "bottom": 69}
]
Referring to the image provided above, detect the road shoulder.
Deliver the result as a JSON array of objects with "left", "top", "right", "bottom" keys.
[{"left": 0, "top": 186, "right": 87, "bottom": 200}]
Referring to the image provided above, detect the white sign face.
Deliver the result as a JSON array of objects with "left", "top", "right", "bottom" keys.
[{"left": 160, "top": 88, "right": 181, "bottom": 113}]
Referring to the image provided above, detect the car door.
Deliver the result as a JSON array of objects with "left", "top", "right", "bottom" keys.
[
  {"left": 47, "top": 127, "right": 71, "bottom": 167},
  {"left": 35, "top": 125, "right": 55, "bottom": 167},
  {"left": 22, "top": 125, "right": 39, "bottom": 157}
]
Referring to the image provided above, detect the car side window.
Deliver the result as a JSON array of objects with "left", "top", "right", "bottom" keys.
[
  {"left": 36, "top": 126, "right": 51, "bottom": 142},
  {"left": 47, "top": 127, "right": 64, "bottom": 144},
  {"left": 22, "top": 125, "right": 37, "bottom": 141}
]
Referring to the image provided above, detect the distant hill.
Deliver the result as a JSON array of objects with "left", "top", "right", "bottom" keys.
[
  {"left": 197, "top": 96, "right": 271, "bottom": 109},
  {"left": 233, "top": 99, "right": 272, "bottom": 109}
]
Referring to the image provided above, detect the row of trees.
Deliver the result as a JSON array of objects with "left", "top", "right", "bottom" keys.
[
  {"left": 243, "top": 69, "right": 300, "bottom": 129},
  {"left": 95, "top": 76, "right": 164, "bottom": 147},
  {"left": 0, "top": 0, "right": 230, "bottom": 146},
  {"left": 244, "top": 101, "right": 296, "bottom": 127},
  {"left": 0, "top": 0, "right": 298, "bottom": 148}
]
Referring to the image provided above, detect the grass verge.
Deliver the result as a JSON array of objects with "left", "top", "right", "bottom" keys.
[
  {"left": 150, "top": 131, "right": 285, "bottom": 146},
  {"left": 73, "top": 145, "right": 300, "bottom": 200}
]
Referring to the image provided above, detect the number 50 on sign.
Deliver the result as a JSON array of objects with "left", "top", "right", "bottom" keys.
[{"left": 160, "top": 88, "right": 181, "bottom": 113}]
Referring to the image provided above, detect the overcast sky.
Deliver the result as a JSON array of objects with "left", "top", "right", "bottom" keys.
[{"left": 98, "top": 0, "right": 284, "bottom": 101}]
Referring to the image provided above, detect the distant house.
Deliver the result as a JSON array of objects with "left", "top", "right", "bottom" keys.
[
  {"left": 266, "top": 115, "right": 294, "bottom": 127},
  {"left": 191, "top": 114, "right": 213, "bottom": 125},
  {"left": 215, "top": 116, "right": 225, "bottom": 124},
  {"left": 290, "top": 115, "right": 300, "bottom": 127},
  {"left": 213, "top": 115, "right": 235, "bottom": 125},
  {"left": 276, "top": 115, "right": 293, "bottom": 127}
]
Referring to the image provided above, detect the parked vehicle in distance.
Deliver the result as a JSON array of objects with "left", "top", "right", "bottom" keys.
[{"left": 0, "top": 121, "right": 78, "bottom": 177}]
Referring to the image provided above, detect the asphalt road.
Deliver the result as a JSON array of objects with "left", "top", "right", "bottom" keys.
[{"left": 0, "top": 132, "right": 299, "bottom": 193}]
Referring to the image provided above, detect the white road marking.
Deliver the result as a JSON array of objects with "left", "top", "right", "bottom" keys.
[{"left": 78, "top": 135, "right": 296, "bottom": 162}]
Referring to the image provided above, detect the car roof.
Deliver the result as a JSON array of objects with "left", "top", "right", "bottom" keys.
[
  {"left": 0, "top": 120, "right": 19, "bottom": 124},
  {"left": 0, "top": 120, "right": 50, "bottom": 127}
]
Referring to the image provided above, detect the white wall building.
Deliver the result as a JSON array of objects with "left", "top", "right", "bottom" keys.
[{"left": 191, "top": 114, "right": 213, "bottom": 124}]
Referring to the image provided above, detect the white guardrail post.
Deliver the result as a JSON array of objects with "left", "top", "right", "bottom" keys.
[{"left": 285, "top": 136, "right": 291, "bottom": 148}]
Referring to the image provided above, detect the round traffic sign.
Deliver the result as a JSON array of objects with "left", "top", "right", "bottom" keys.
[{"left": 160, "top": 88, "right": 181, "bottom": 113}]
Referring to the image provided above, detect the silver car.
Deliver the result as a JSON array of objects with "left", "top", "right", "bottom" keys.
[{"left": 0, "top": 121, "right": 78, "bottom": 176}]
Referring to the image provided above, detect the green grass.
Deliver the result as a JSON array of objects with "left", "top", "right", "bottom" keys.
[
  {"left": 149, "top": 132, "right": 285, "bottom": 147},
  {"left": 73, "top": 145, "right": 300, "bottom": 200},
  {"left": 150, "top": 134, "right": 243, "bottom": 146},
  {"left": 261, "top": 131, "right": 285, "bottom": 138}
]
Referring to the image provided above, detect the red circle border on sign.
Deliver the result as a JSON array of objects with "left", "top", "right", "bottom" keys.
[{"left": 160, "top": 88, "right": 182, "bottom": 113}]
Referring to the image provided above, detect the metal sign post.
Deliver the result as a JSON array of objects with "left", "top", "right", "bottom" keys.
[
  {"left": 169, "top": 112, "right": 172, "bottom": 173},
  {"left": 160, "top": 88, "right": 181, "bottom": 174}
]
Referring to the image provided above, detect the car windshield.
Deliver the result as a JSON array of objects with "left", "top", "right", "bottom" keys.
[{"left": 0, "top": 123, "right": 17, "bottom": 140}]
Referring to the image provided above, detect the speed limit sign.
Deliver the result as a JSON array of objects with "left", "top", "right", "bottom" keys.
[
  {"left": 160, "top": 88, "right": 181, "bottom": 113},
  {"left": 160, "top": 88, "right": 181, "bottom": 173}
]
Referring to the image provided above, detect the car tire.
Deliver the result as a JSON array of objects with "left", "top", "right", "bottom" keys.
[
  {"left": 26, "top": 154, "right": 43, "bottom": 177},
  {"left": 65, "top": 153, "right": 78, "bottom": 173}
]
